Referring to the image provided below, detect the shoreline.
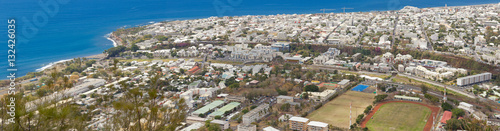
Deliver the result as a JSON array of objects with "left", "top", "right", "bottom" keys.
[
  {"left": 33, "top": 33, "right": 117, "bottom": 73},
  {"left": 106, "top": 33, "right": 119, "bottom": 47},
  {"left": 35, "top": 59, "right": 73, "bottom": 72},
  {"left": 19, "top": 2, "right": 500, "bottom": 78}
]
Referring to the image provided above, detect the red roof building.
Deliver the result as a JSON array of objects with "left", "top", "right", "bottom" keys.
[
  {"left": 188, "top": 66, "right": 199, "bottom": 72},
  {"left": 440, "top": 111, "right": 452, "bottom": 124}
]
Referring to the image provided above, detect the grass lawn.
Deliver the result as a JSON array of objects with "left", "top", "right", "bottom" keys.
[
  {"left": 307, "top": 91, "right": 375, "bottom": 128},
  {"left": 366, "top": 103, "right": 431, "bottom": 131}
]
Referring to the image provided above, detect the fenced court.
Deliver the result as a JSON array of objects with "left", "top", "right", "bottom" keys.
[{"left": 351, "top": 84, "right": 369, "bottom": 92}]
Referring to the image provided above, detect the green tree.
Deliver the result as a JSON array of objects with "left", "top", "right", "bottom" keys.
[
  {"left": 304, "top": 85, "right": 319, "bottom": 92},
  {"left": 105, "top": 46, "right": 126, "bottom": 57},
  {"left": 130, "top": 44, "right": 139, "bottom": 52},
  {"left": 374, "top": 94, "right": 388, "bottom": 103},
  {"left": 442, "top": 102, "right": 453, "bottom": 111},
  {"left": 451, "top": 108, "right": 465, "bottom": 118},
  {"left": 280, "top": 103, "right": 291, "bottom": 112},
  {"left": 364, "top": 105, "right": 373, "bottom": 114},
  {"left": 421, "top": 84, "right": 428, "bottom": 94}
]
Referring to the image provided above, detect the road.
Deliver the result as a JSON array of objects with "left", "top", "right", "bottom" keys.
[
  {"left": 323, "top": 20, "right": 346, "bottom": 43},
  {"left": 354, "top": 17, "right": 374, "bottom": 45},
  {"left": 441, "top": 22, "right": 498, "bottom": 67},
  {"left": 391, "top": 15, "right": 398, "bottom": 47},
  {"left": 419, "top": 17, "right": 433, "bottom": 51},
  {"left": 398, "top": 73, "right": 476, "bottom": 98}
]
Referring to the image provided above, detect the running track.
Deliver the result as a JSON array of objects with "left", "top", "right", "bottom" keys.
[{"left": 360, "top": 101, "right": 440, "bottom": 131}]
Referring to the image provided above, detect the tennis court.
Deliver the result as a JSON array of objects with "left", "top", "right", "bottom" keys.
[{"left": 352, "top": 84, "right": 369, "bottom": 92}]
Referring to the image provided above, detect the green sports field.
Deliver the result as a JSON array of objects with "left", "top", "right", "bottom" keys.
[
  {"left": 307, "top": 91, "right": 375, "bottom": 128},
  {"left": 366, "top": 102, "right": 431, "bottom": 131}
]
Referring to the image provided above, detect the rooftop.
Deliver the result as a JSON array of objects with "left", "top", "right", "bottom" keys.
[
  {"left": 441, "top": 111, "right": 452, "bottom": 124},
  {"left": 263, "top": 126, "right": 280, "bottom": 131},
  {"left": 208, "top": 102, "right": 241, "bottom": 117},
  {"left": 307, "top": 121, "right": 328, "bottom": 127},
  {"left": 243, "top": 104, "right": 269, "bottom": 118},
  {"left": 338, "top": 79, "right": 350, "bottom": 85},
  {"left": 457, "top": 72, "right": 492, "bottom": 80},
  {"left": 289, "top": 116, "right": 309, "bottom": 123},
  {"left": 277, "top": 95, "right": 294, "bottom": 99},
  {"left": 180, "top": 122, "right": 203, "bottom": 131},
  {"left": 394, "top": 95, "right": 421, "bottom": 101},
  {"left": 192, "top": 100, "right": 224, "bottom": 115}
]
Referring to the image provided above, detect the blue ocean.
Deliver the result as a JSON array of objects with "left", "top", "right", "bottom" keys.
[{"left": 0, "top": 0, "right": 498, "bottom": 78}]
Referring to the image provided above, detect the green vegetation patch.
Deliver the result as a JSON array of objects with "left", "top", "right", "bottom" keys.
[
  {"left": 366, "top": 103, "right": 431, "bottom": 131},
  {"left": 307, "top": 91, "right": 375, "bottom": 128}
]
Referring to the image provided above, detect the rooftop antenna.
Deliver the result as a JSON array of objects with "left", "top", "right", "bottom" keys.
[
  {"left": 320, "top": 9, "right": 336, "bottom": 14},
  {"left": 342, "top": 7, "right": 354, "bottom": 14}
]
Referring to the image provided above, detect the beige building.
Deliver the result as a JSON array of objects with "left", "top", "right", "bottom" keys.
[
  {"left": 277, "top": 95, "right": 294, "bottom": 104},
  {"left": 242, "top": 104, "right": 270, "bottom": 125},
  {"left": 237, "top": 124, "right": 256, "bottom": 131},
  {"left": 289, "top": 116, "right": 309, "bottom": 131},
  {"left": 307, "top": 121, "right": 329, "bottom": 131}
]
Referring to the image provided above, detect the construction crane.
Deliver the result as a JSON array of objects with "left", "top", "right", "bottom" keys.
[
  {"left": 341, "top": 7, "right": 354, "bottom": 13},
  {"left": 320, "top": 8, "right": 336, "bottom": 13}
]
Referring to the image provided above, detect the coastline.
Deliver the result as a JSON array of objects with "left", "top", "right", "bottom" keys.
[
  {"left": 106, "top": 33, "right": 119, "bottom": 47},
  {"left": 35, "top": 59, "right": 73, "bottom": 72},
  {"left": 32, "top": 33, "right": 117, "bottom": 74},
  {"left": 21, "top": 2, "right": 500, "bottom": 78}
]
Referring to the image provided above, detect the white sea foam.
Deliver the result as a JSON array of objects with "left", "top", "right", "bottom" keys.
[
  {"left": 105, "top": 33, "right": 118, "bottom": 47},
  {"left": 36, "top": 59, "right": 73, "bottom": 72}
]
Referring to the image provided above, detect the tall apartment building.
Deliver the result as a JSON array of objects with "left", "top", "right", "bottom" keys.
[
  {"left": 242, "top": 104, "right": 270, "bottom": 125},
  {"left": 307, "top": 121, "right": 329, "bottom": 131},
  {"left": 457, "top": 72, "right": 492, "bottom": 86},
  {"left": 289, "top": 116, "right": 309, "bottom": 131}
]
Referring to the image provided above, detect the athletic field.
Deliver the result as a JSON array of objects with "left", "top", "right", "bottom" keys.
[
  {"left": 365, "top": 102, "right": 431, "bottom": 131},
  {"left": 307, "top": 91, "right": 375, "bottom": 128}
]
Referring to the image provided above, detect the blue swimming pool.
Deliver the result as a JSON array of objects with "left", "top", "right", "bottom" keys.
[{"left": 352, "top": 85, "right": 369, "bottom": 92}]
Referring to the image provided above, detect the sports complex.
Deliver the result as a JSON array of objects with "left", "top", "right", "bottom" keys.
[{"left": 361, "top": 101, "right": 440, "bottom": 131}]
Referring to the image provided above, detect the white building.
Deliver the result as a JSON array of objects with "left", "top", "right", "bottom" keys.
[
  {"left": 457, "top": 72, "right": 492, "bottom": 86},
  {"left": 307, "top": 121, "right": 329, "bottom": 131},
  {"left": 458, "top": 102, "right": 474, "bottom": 113},
  {"left": 289, "top": 116, "right": 309, "bottom": 131},
  {"left": 308, "top": 90, "right": 336, "bottom": 102}
]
